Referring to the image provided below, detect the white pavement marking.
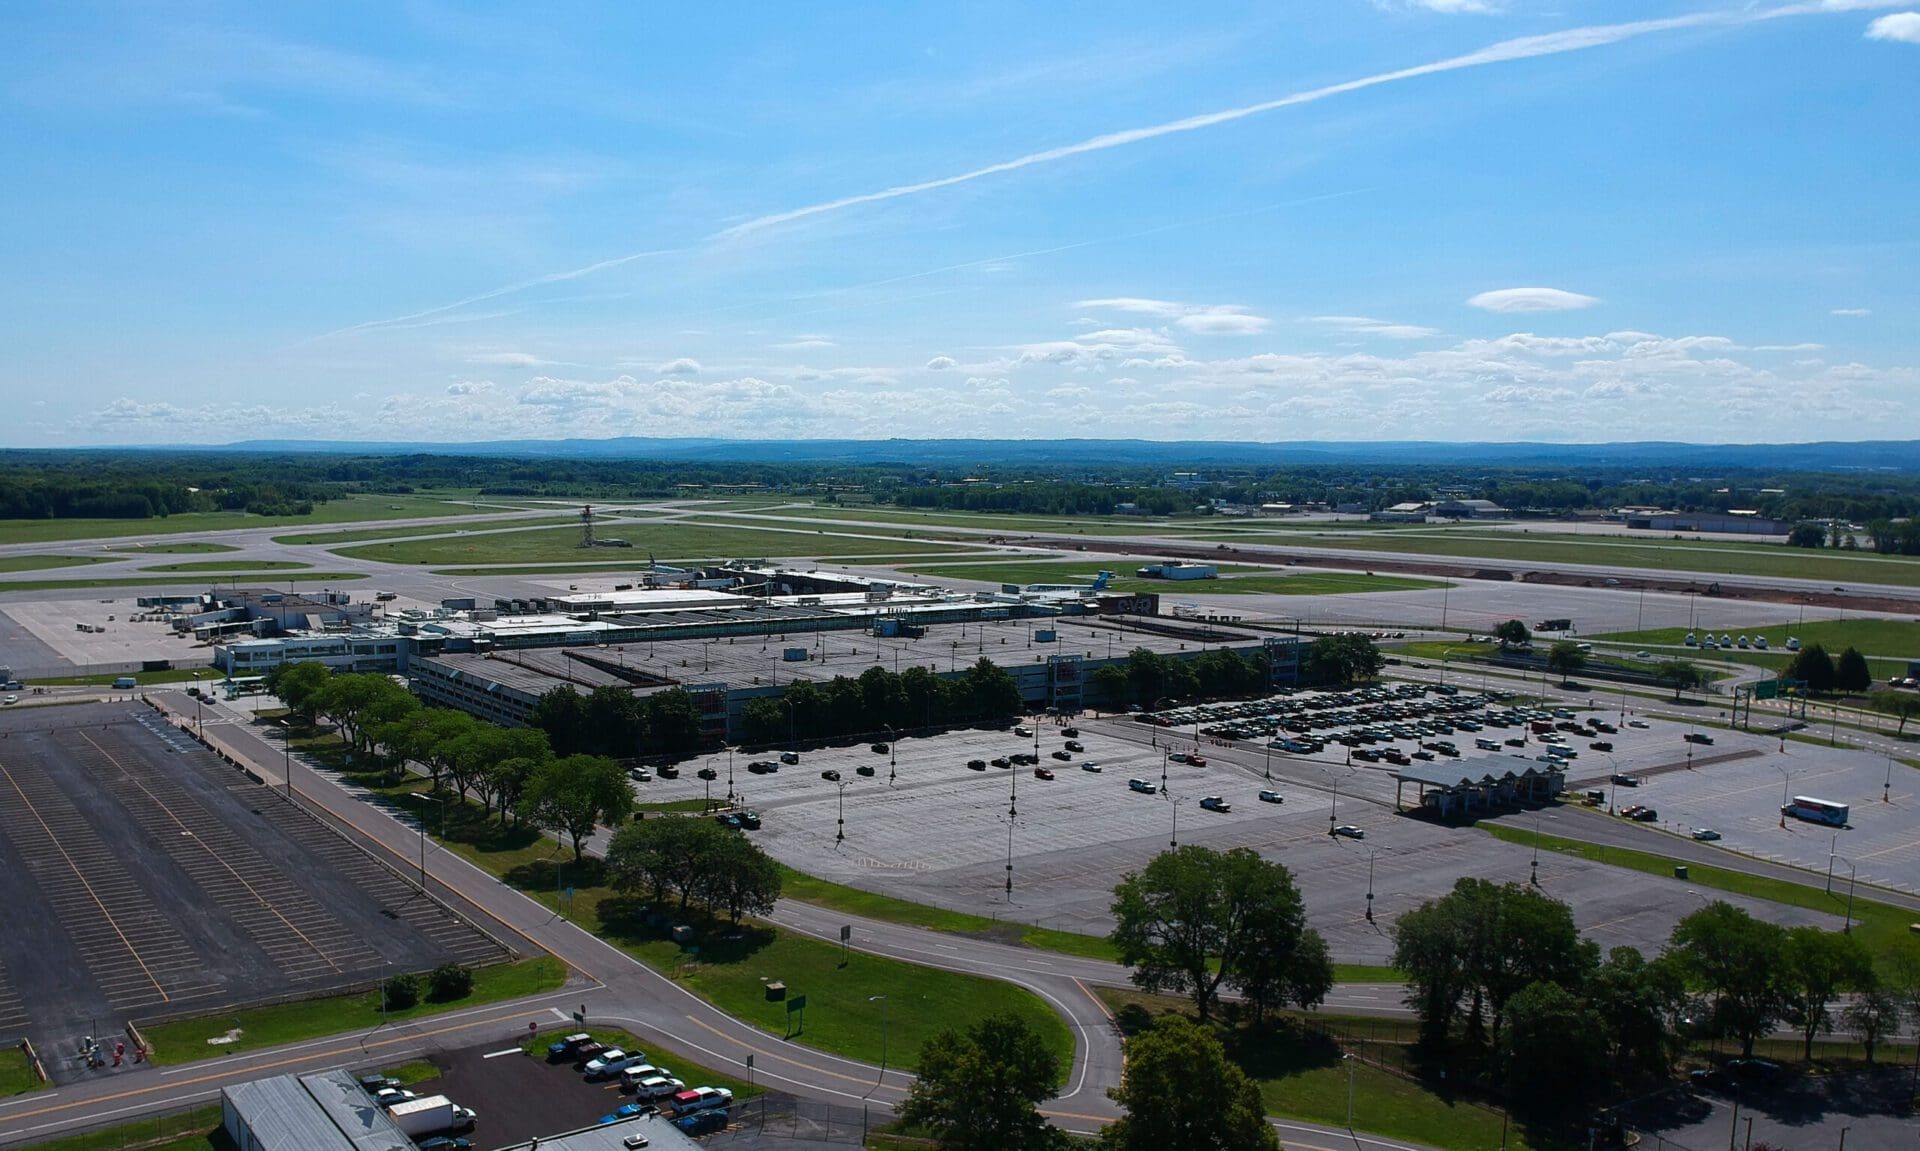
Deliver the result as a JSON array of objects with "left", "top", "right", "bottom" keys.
[{"left": 481, "top": 1047, "right": 523, "bottom": 1059}]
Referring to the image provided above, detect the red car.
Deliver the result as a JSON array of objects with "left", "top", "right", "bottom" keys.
[{"left": 1033, "top": 767, "right": 1055, "bottom": 780}]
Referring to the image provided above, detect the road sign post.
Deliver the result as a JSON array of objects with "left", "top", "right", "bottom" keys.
[{"left": 786, "top": 994, "right": 807, "bottom": 1036}]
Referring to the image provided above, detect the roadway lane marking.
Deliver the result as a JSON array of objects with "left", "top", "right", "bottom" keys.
[
  {"left": 550, "top": 1007, "right": 571, "bottom": 1021},
  {"left": 680, "top": 1014, "right": 885, "bottom": 1089},
  {"left": 481, "top": 1047, "right": 523, "bottom": 1059},
  {"left": 3, "top": 1000, "right": 565, "bottom": 1128},
  {"left": 1074, "top": 978, "right": 1115, "bottom": 1022},
  {"left": 0, "top": 1093, "right": 58, "bottom": 1111}
]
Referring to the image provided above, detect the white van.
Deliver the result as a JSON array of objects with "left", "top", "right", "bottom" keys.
[{"left": 111, "top": 676, "right": 137, "bottom": 689}]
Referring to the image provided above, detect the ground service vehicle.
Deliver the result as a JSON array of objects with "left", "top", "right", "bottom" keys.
[{"left": 1782, "top": 796, "right": 1849, "bottom": 826}]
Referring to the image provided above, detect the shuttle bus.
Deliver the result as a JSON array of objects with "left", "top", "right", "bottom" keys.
[{"left": 1781, "top": 796, "right": 1849, "bottom": 827}]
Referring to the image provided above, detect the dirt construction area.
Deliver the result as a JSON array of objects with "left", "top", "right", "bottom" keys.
[
  {"left": 0, "top": 702, "right": 509, "bottom": 1079},
  {"left": 636, "top": 688, "right": 1846, "bottom": 968}
]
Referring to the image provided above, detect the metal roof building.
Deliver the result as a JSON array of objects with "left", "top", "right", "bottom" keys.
[
  {"left": 496, "top": 1114, "right": 703, "bottom": 1149},
  {"left": 221, "top": 1070, "right": 413, "bottom": 1151},
  {"left": 1391, "top": 755, "right": 1564, "bottom": 818}
]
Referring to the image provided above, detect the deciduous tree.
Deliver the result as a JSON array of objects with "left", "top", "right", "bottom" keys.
[
  {"left": 1665, "top": 902, "right": 1788, "bottom": 1057},
  {"left": 519, "top": 754, "right": 632, "bottom": 860},
  {"left": 1102, "top": 1016, "right": 1277, "bottom": 1151},
  {"left": 898, "top": 1013, "right": 1065, "bottom": 1151}
]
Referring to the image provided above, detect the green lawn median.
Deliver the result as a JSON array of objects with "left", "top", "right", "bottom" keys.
[
  {"left": 14, "top": 1105, "right": 224, "bottom": 1151},
  {"left": 0, "top": 1046, "right": 45, "bottom": 1097},
  {"left": 1481, "top": 823, "right": 1917, "bottom": 973},
  {"left": 137, "top": 956, "right": 567, "bottom": 1066},
  {"left": 387, "top": 788, "right": 1075, "bottom": 1079}
]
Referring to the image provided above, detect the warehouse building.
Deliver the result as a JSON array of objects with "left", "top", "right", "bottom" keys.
[{"left": 221, "top": 1070, "right": 412, "bottom": 1151}]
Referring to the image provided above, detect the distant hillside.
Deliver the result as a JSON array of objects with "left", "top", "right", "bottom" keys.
[{"left": 200, "top": 437, "right": 1920, "bottom": 471}]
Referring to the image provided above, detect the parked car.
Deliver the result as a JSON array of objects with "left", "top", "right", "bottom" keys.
[
  {"left": 746, "top": 760, "right": 775, "bottom": 774},
  {"left": 871, "top": 743, "right": 889, "bottom": 754},
  {"left": 676, "top": 1111, "right": 729, "bottom": 1136},
  {"left": 1258, "top": 790, "right": 1284, "bottom": 804},
  {"left": 657, "top": 765, "right": 679, "bottom": 779},
  {"left": 714, "top": 813, "right": 743, "bottom": 830},
  {"left": 779, "top": 751, "right": 801, "bottom": 764},
  {"left": 1610, "top": 773, "right": 1640, "bottom": 787},
  {"left": 855, "top": 764, "right": 876, "bottom": 776},
  {"left": 600, "top": 1103, "right": 653, "bottom": 1125},
  {"left": 628, "top": 767, "right": 653, "bottom": 782},
  {"left": 1014, "top": 725, "right": 1033, "bottom": 737},
  {"left": 359, "top": 1074, "right": 402, "bottom": 1092},
  {"left": 820, "top": 770, "right": 841, "bottom": 782},
  {"left": 1332, "top": 825, "right": 1365, "bottom": 839},
  {"left": 967, "top": 759, "right": 987, "bottom": 771},
  {"left": 1627, "top": 807, "right": 1658, "bottom": 822},
  {"left": 1692, "top": 828, "right": 1721, "bottom": 841},
  {"left": 1033, "top": 767, "right": 1055, "bottom": 780},
  {"left": 1188, "top": 755, "right": 1208, "bottom": 767},
  {"left": 990, "top": 757, "right": 1009, "bottom": 768},
  {"left": 1128, "top": 778, "right": 1158, "bottom": 794},
  {"left": 1590, "top": 741, "right": 1614, "bottom": 752},
  {"left": 1062, "top": 727, "right": 1080, "bottom": 737},
  {"left": 1685, "top": 732, "right": 1715, "bottom": 745},
  {"left": 696, "top": 767, "right": 717, "bottom": 780},
  {"left": 1050, "top": 749, "right": 1071, "bottom": 761},
  {"left": 1199, "top": 796, "right": 1232, "bottom": 813},
  {"left": 1081, "top": 761, "right": 1103, "bottom": 773},
  {"left": 1628, "top": 719, "right": 1649, "bottom": 729},
  {"left": 1064, "top": 740, "right": 1084, "bottom": 752}
]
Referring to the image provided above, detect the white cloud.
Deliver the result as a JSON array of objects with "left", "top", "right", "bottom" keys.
[
  {"left": 1077, "top": 297, "right": 1270, "bottom": 334},
  {"left": 657, "top": 357, "right": 701, "bottom": 375},
  {"left": 466, "top": 351, "right": 546, "bottom": 367},
  {"left": 925, "top": 355, "right": 958, "bottom": 371},
  {"left": 445, "top": 380, "right": 494, "bottom": 396},
  {"left": 774, "top": 334, "right": 837, "bottom": 350},
  {"left": 1831, "top": 307, "right": 1872, "bottom": 317},
  {"left": 1314, "top": 315, "right": 1442, "bottom": 340},
  {"left": 1467, "top": 287, "right": 1601, "bottom": 313},
  {"left": 1867, "top": 12, "right": 1920, "bottom": 41}
]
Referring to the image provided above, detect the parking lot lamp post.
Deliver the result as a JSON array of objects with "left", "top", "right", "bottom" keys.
[
  {"left": 1343, "top": 1053, "right": 1355, "bottom": 1130},
  {"left": 278, "top": 719, "right": 293, "bottom": 805},
  {"left": 1837, "top": 1126, "right": 1850, "bottom": 1151},
  {"left": 1885, "top": 745, "right": 1894, "bottom": 803},
  {"left": 1264, "top": 742, "right": 1272, "bottom": 782},
  {"left": 836, "top": 780, "right": 848, "bottom": 844},
  {"left": 1777, "top": 762, "right": 1791, "bottom": 828},
  {"left": 868, "top": 995, "right": 890, "bottom": 1081},
  {"left": 1169, "top": 795, "right": 1181, "bottom": 849},
  {"left": 1329, "top": 773, "right": 1341, "bottom": 835},
  {"left": 727, "top": 747, "right": 736, "bottom": 804},
  {"left": 1161, "top": 750, "right": 1169, "bottom": 791},
  {"left": 1827, "top": 832, "right": 1839, "bottom": 894},
  {"left": 1365, "top": 847, "right": 1376, "bottom": 921},
  {"left": 1005, "top": 815, "right": 1016, "bottom": 899},
  {"left": 1839, "top": 857, "right": 1857, "bottom": 932}
]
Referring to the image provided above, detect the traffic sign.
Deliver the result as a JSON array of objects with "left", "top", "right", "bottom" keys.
[{"left": 786, "top": 994, "right": 807, "bottom": 1013}]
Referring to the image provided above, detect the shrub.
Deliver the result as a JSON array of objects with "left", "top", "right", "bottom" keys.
[
  {"left": 427, "top": 963, "right": 474, "bottom": 1003},
  {"left": 382, "top": 973, "right": 421, "bottom": 1012}
]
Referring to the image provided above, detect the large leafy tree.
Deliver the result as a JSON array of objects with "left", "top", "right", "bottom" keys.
[
  {"left": 1867, "top": 690, "right": 1920, "bottom": 734},
  {"left": 265, "top": 660, "right": 331, "bottom": 721},
  {"left": 1585, "top": 946, "right": 1686, "bottom": 1081},
  {"left": 1102, "top": 1016, "right": 1277, "bottom": 1151},
  {"left": 1843, "top": 986, "right": 1902, "bottom": 1064},
  {"left": 1655, "top": 660, "right": 1704, "bottom": 701},
  {"left": 1390, "top": 878, "right": 1597, "bottom": 1048},
  {"left": 898, "top": 1013, "right": 1065, "bottom": 1151},
  {"left": 1492, "top": 619, "right": 1531, "bottom": 648},
  {"left": 1665, "top": 901, "right": 1789, "bottom": 1057},
  {"left": 1780, "top": 926, "right": 1874, "bottom": 1060},
  {"left": 1498, "top": 982, "right": 1609, "bottom": 1118},
  {"left": 605, "top": 816, "right": 782, "bottom": 920},
  {"left": 1546, "top": 640, "right": 1587, "bottom": 686},
  {"left": 1110, "top": 846, "right": 1329, "bottom": 1022},
  {"left": 1786, "top": 644, "right": 1837, "bottom": 694},
  {"left": 1304, "top": 634, "right": 1382, "bottom": 686},
  {"left": 1834, "top": 647, "right": 1873, "bottom": 694},
  {"left": 519, "top": 754, "right": 633, "bottom": 860}
]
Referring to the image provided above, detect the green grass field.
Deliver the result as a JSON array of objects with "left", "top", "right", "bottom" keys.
[
  {"left": 1217, "top": 528, "right": 1920, "bottom": 588},
  {"left": 1593, "top": 619, "right": 1920, "bottom": 662},
  {"left": 374, "top": 783, "right": 1073, "bottom": 1078},
  {"left": 0, "top": 554, "right": 113, "bottom": 573},
  {"left": 105, "top": 541, "right": 241, "bottom": 554},
  {"left": 335, "top": 522, "right": 972, "bottom": 566},
  {"left": 138, "top": 559, "right": 313, "bottom": 572},
  {"left": 731, "top": 506, "right": 1222, "bottom": 536},
  {"left": 0, "top": 571, "right": 369, "bottom": 592},
  {"left": 423, "top": 553, "right": 967, "bottom": 577},
  {"left": 273, "top": 515, "right": 579, "bottom": 546},
  {"left": 1101, "top": 988, "right": 1538, "bottom": 1151},
  {"left": 0, "top": 491, "right": 499, "bottom": 546},
  {"left": 1482, "top": 823, "right": 1916, "bottom": 973},
  {"left": 0, "top": 1046, "right": 43, "bottom": 1097},
  {"left": 138, "top": 956, "right": 567, "bottom": 1065},
  {"left": 12, "top": 1105, "right": 224, "bottom": 1151}
]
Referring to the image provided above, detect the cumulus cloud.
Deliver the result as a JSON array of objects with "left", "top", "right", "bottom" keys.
[
  {"left": 1866, "top": 12, "right": 1920, "bottom": 41},
  {"left": 925, "top": 355, "right": 958, "bottom": 371},
  {"left": 1077, "top": 297, "right": 1270, "bottom": 335},
  {"left": 657, "top": 357, "right": 701, "bottom": 375},
  {"left": 1314, "top": 315, "right": 1441, "bottom": 340},
  {"left": 1831, "top": 307, "right": 1872, "bottom": 317},
  {"left": 1467, "top": 287, "right": 1601, "bottom": 313},
  {"left": 445, "top": 380, "right": 494, "bottom": 396}
]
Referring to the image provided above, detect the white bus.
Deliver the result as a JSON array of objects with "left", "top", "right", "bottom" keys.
[{"left": 1782, "top": 796, "right": 1849, "bottom": 827}]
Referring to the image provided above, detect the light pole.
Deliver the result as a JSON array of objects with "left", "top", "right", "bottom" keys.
[
  {"left": 1885, "top": 744, "right": 1895, "bottom": 804},
  {"left": 835, "top": 780, "right": 848, "bottom": 845},
  {"left": 1364, "top": 847, "right": 1377, "bottom": 922},
  {"left": 1776, "top": 762, "right": 1791, "bottom": 828},
  {"left": 1168, "top": 794, "right": 1183, "bottom": 849},
  {"left": 727, "top": 746, "right": 736, "bottom": 804},
  {"left": 1344, "top": 1053, "right": 1356, "bottom": 1131},
  {"left": 704, "top": 756, "right": 716, "bottom": 810},
  {"left": 1836, "top": 855, "right": 1857, "bottom": 932},
  {"left": 1003, "top": 812, "right": 1020, "bottom": 900},
  {"left": 278, "top": 718, "right": 294, "bottom": 806},
  {"left": 868, "top": 995, "right": 890, "bottom": 1082}
]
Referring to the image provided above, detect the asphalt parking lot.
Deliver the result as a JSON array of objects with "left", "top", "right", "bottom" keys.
[
  {"left": 0, "top": 702, "right": 508, "bottom": 1076},
  {"left": 634, "top": 689, "right": 1843, "bottom": 966},
  {"left": 1615, "top": 1064, "right": 1919, "bottom": 1151}
]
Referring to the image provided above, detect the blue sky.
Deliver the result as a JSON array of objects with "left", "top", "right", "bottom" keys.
[{"left": 2, "top": 1, "right": 1916, "bottom": 447}]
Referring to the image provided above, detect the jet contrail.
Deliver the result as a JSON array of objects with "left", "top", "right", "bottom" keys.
[{"left": 328, "top": 0, "right": 1895, "bottom": 338}]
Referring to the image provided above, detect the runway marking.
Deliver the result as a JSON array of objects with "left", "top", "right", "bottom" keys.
[
  {"left": 0, "top": 757, "right": 170, "bottom": 1003},
  {"left": 481, "top": 1047, "right": 523, "bottom": 1059}
]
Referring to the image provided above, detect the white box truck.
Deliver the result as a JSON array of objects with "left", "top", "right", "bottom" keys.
[{"left": 388, "top": 1095, "right": 462, "bottom": 1138}]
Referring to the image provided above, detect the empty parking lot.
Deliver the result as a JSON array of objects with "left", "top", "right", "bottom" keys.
[{"left": 0, "top": 702, "right": 510, "bottom": 1077}]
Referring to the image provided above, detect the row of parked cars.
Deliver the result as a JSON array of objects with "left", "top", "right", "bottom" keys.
[{"left": 546, "top": 1033, "right": 737, "bottom": 1139}]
